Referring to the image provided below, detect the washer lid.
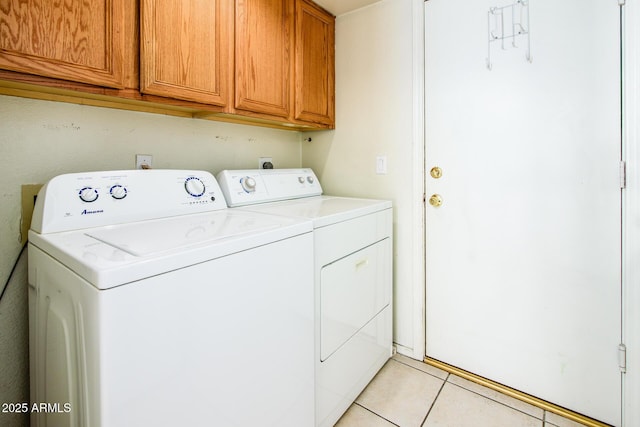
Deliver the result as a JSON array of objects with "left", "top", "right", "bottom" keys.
[
  {"left": 237, "top": 196, "right": 392, "bottom": 228},
  {"left": 86, "top": 210, "right": 279, "bottom": 257},
  {"left": 29, "top": 210, "right": 312, "bottom": 289}
]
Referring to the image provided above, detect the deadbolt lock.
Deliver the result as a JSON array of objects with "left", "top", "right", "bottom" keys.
[
  {"left": 430, "top": 167, "right": 443, "bottom": 179},
  {"left": 429, "top": 194, "right": 443, "bottom": 207}
]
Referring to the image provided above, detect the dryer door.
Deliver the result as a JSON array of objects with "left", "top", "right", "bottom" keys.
[{"left": 320, "top": 238, "right": 391, "bottom": 361}]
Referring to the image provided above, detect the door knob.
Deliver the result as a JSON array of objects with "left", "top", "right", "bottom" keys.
[
  {"left": 429, "top": 194, "right": 443, "bottom": 207},
  {"left": 430, "top": 166, "right": 443, "bottom": 179}
]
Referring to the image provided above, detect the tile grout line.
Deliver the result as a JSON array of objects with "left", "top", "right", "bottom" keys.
[
  {"left": 359, "top": 357, "right": 581, "bottom": 427},
  {"left": 424, "top": 358, "right": 602, "bottom": 427},
  {"left": 394, "top": 357, "right": 545, "bottom": 423},
  {"left": 419, "top": 372, "right": 450, "bottom": 426},
  {"left": 354, "top": 402, "right": 401, "bottom": 427}
]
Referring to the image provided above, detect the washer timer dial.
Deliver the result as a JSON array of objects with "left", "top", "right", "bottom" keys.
[
  {"left": 185, "top": 176, "right": 206, "bottom": 197},
  {"left": 79, "top": 187, "right": 99, "bottom": 203},
  {"left": 110, "top": 185, "right": 127, "bottom": 200}
]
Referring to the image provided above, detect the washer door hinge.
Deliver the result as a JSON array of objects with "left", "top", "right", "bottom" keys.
[
  {"left": 620, "top": 160, "right": 627, "bottom": 189},
  {"left": 619, "top": 343, "right": 627, "bottom": 373}
]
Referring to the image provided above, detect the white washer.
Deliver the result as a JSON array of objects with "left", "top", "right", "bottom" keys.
[
  {"left": 28, "top": 169, "right": 314, "bottom": 427},
  {"left": 217, "top": 168, "right": 393, "bottom": 427}
]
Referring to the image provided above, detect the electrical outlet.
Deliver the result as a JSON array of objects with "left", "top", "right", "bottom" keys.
[
  {"left": 259, "top": 157, "right": 273, "bottom": 169},
  {"left": 136, "top": 154, "right": 153, "bottom": 169},
  {"left": 21, "top": 184, "right": 43, "bottom": 244}
]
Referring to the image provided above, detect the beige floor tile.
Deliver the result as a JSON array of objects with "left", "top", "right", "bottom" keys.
[
  {"left": 334, "top": 404, "right": 397, "bottom": 427},
  {"left": 356, "top": 359, "right": 444, "bottom": 427},
  {"left": 447, "top": 374, "right": 544, "bottom": 419},
  {"left": 392, "top": 354, "right": 449, "bottom": 380},
  {"left": 544, "top": 411, "right": 589, "bottom": 427},
  {"left": 423, "top": 383, "right": 542, "bottom": 427}
]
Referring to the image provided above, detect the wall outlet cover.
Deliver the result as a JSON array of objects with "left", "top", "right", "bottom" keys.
[
  {"left": 136, "top": 154, "right": 153, "bottom": 169},
  {"left": 259, "top": 157, "right": 273, "bottom": 169}
]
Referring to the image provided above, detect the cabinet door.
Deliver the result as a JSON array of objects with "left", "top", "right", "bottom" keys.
[
  {"left": 140, "top": 0, "right": 232, "bottom": 107},
  {"left": 294, "top": 0, "right": 334, "bottom": 126},
  {"left": 235, "top": 0, "right": 293, "bottom": 118},
  {"left": 0, "top": 0, "right": 126, "bottom": 88}
]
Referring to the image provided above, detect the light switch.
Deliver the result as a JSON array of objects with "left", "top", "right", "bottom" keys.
[{"left": 376, "top": 156, "right": 387, "bottom": 175}]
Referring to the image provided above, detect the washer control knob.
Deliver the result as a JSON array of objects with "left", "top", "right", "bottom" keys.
[
  {"left": 298, "top": 176, "right": 305, "bottom": 184},
  {"left": 79, "top": 187, "right": 99, "bottom": 203},
  {"left": 306, "top": 176, "right": 315, "bottom": 184},
  {"left": 185, "top": 177, "right": 206, "bottom": 197},
  {"left": 240, "top": 176, "right": 257, "bottom": 193},
  {"left": 110, "top": 185, "right": 127, "bottom": 200}
]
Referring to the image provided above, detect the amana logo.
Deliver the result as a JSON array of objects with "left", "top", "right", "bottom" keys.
[{"left": 81, "top": 209, "right": 104, "bottom": 215}]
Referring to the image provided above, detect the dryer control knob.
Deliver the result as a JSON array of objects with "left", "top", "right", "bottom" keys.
[
  {"left": 79, "top": 187, "right": 99, "bottom": 203},
  {"left": 298, "top": 176, "right": 305, "bottom": 184},
  {"left": 240, "top": 176, "right": 257, "bottom": 193},
  {"left": 306, "top": 176, "right": 315, "bottom": 184},
  {"left": 185, "top": 177, "right": 206, "bottom": 197}
]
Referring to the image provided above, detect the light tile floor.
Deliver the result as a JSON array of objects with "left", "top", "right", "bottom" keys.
[{"left": 335, "top": 354, "right": 589, "bottom": 427}]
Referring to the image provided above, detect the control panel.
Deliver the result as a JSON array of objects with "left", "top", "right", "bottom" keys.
[
  {"left": 31, "top": 170, "right": 227, "bottom": 234},
  {"left": 217, "top": 168, "right": 322, "bottom": 207}
]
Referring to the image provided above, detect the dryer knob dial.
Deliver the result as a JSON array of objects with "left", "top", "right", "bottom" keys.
[
  {"left": 79, "top": 187, "right": 99, "bottom": 203},
  {"left": 306, "top": 176, "right": 315, "bottom": 184},
  {"left": 240, "top": 176, "right": 257, "bottom": 193},
  {"left": 185, "top": 177, "right": 206, "bottom": 197},
  {"left": 298, "top": 176, "right": 305, "bottom": 184}
]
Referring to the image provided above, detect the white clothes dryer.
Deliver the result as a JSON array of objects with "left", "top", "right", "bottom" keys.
[
  {"left": 217, "top": 168, "right": 393, "bottom": 427},
  {"left": 28, "top": 169, "right": 314, "bottom": 427}
]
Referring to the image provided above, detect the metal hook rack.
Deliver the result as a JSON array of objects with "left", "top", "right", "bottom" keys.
[{"left": 486, "top": 0, "right": 532, "bottom": 70}]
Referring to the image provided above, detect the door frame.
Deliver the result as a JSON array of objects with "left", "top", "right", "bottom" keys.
[
  {"left": 622, "top": 1, "right": 640, "bottom": 425},
  {"left": 407, "top": 0, "right": 426, "bottom": 362},
  {"left": 411, "top": 0, "right": 640, "bottom": 425}
]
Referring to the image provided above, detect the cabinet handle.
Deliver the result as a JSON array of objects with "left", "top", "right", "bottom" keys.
[{"left": 355, "top": 259, "right": 369, "bottom": 270}]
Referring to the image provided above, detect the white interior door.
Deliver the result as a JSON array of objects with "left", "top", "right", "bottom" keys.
[{"left": 424, "top": 1, "right": 622, "bottom": 425}]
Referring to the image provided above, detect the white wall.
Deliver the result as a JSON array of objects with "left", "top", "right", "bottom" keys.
[
  {"left": 0, "top": 95, "right": 302, "bottom": 427},
  {"left": 302, "top": 0, "right": 424, "bottom": 358}
]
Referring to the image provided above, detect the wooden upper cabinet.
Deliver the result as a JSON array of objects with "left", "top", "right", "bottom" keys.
[
  {"left": 294, "top": 0, "right": 335, "bottom": 126},
  {"left": 0, "top": 0, "right": 126, "bottom": 88},
  {"left": 0, "top": 0, "right": 334, "bottom": 129},
  {"left": 140, "top": 0, "right": 233, "bottom": 107},
  {"left": 235, "top": 0, "right": 293, "bottom": 118}
]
